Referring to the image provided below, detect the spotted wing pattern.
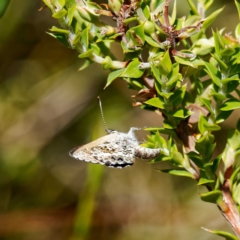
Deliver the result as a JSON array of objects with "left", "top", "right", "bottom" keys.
[{"left": 69, "top": 132, "right": 138, "bottom": 168}]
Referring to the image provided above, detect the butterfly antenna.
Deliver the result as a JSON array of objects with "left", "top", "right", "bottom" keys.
[{"left": 97, "top": 96, "right": 110, "bottom": 133}]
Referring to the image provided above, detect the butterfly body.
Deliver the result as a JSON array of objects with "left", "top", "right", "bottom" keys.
[{"left": 69, "top": 127, "right": 161, "bottom": 168}]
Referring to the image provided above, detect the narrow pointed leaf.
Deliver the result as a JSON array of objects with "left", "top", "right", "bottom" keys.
[
  {"left": 186, "top": 0, "right": 198, "bottom": 15},
  {"left": 235, "top": 0, "right": 240, "bottom": 19},
  {"left": 203, "top": 7, "right": 224, "bottom": 30},
  {"left": 202, "top": 228, "right": 238, "bottom": 240},
  {"left": 145, "top": 97, "right": 166, "bottom": 109},
  {"left": 49, "top": 26, "right": 70, "bottom": 34},
  {"left": 52, "top": 9, "right": 67, "bottom": 18},
  {"left": 198, "top": 178, "right": 215, "bottom": 185},
  {"left": 121, "top": 60, "right": 144, "bottom": 78},
  {"left": 204, "top": 61, "right": 221, "bottom": 87},
  {"left": 220, "top": 99, "right": 240, "bottom": 111},
  {"left": 161, "top": 169, "right": 195, "bottom": 178},
  {"left": 200, "top": 190, "right": 222, "bottom": 203},
  {"left": 105, "top": 69, "right": 125, "bottom": 88},
  {"left": 78, "top": 59, "right": 92, "bottom": 71}
]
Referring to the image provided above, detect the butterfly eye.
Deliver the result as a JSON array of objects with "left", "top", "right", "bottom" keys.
[
  {"left": 111, "top": 156, "right": 116, "bottom": 160},
  {"left": 118, "top": 157, "right": 123, "bottom": 161}
]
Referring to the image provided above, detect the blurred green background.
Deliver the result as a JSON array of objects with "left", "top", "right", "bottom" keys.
[{"left": 0, "top": 0, "right": 239, "bottom": 239}]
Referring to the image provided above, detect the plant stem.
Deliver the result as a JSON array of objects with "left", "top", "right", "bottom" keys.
[{"left": 219, "top": 183, "right": 240, "bottom": 238}]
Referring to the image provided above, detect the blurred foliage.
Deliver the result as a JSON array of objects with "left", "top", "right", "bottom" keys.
[
  {"left": 0, "top": 0, "right": 10, "bottom": 18},
  {"left": 0, "top": 0, "right": 239, "bottom": 240}
]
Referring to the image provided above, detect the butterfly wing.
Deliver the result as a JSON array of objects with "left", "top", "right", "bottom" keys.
[{"left": 69, "top": 132, "right": 136, "bottom": 168}]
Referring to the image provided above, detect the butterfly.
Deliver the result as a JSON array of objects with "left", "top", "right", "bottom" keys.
[{"left": 69, "top": 98, "right": 161, "bottom": 168}]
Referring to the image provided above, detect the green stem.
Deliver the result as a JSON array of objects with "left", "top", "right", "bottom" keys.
[{"left": 70, "top": 164, "right": 104, "bottom": 240}]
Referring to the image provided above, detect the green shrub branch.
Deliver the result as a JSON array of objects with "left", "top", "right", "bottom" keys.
[{"left": 42, "top": 0, "right": 240, "bottom": 238}]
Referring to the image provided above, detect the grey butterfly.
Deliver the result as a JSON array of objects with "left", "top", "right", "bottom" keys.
[{"left": 69, "top": 98, "right": 161, "bottom": 168}]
